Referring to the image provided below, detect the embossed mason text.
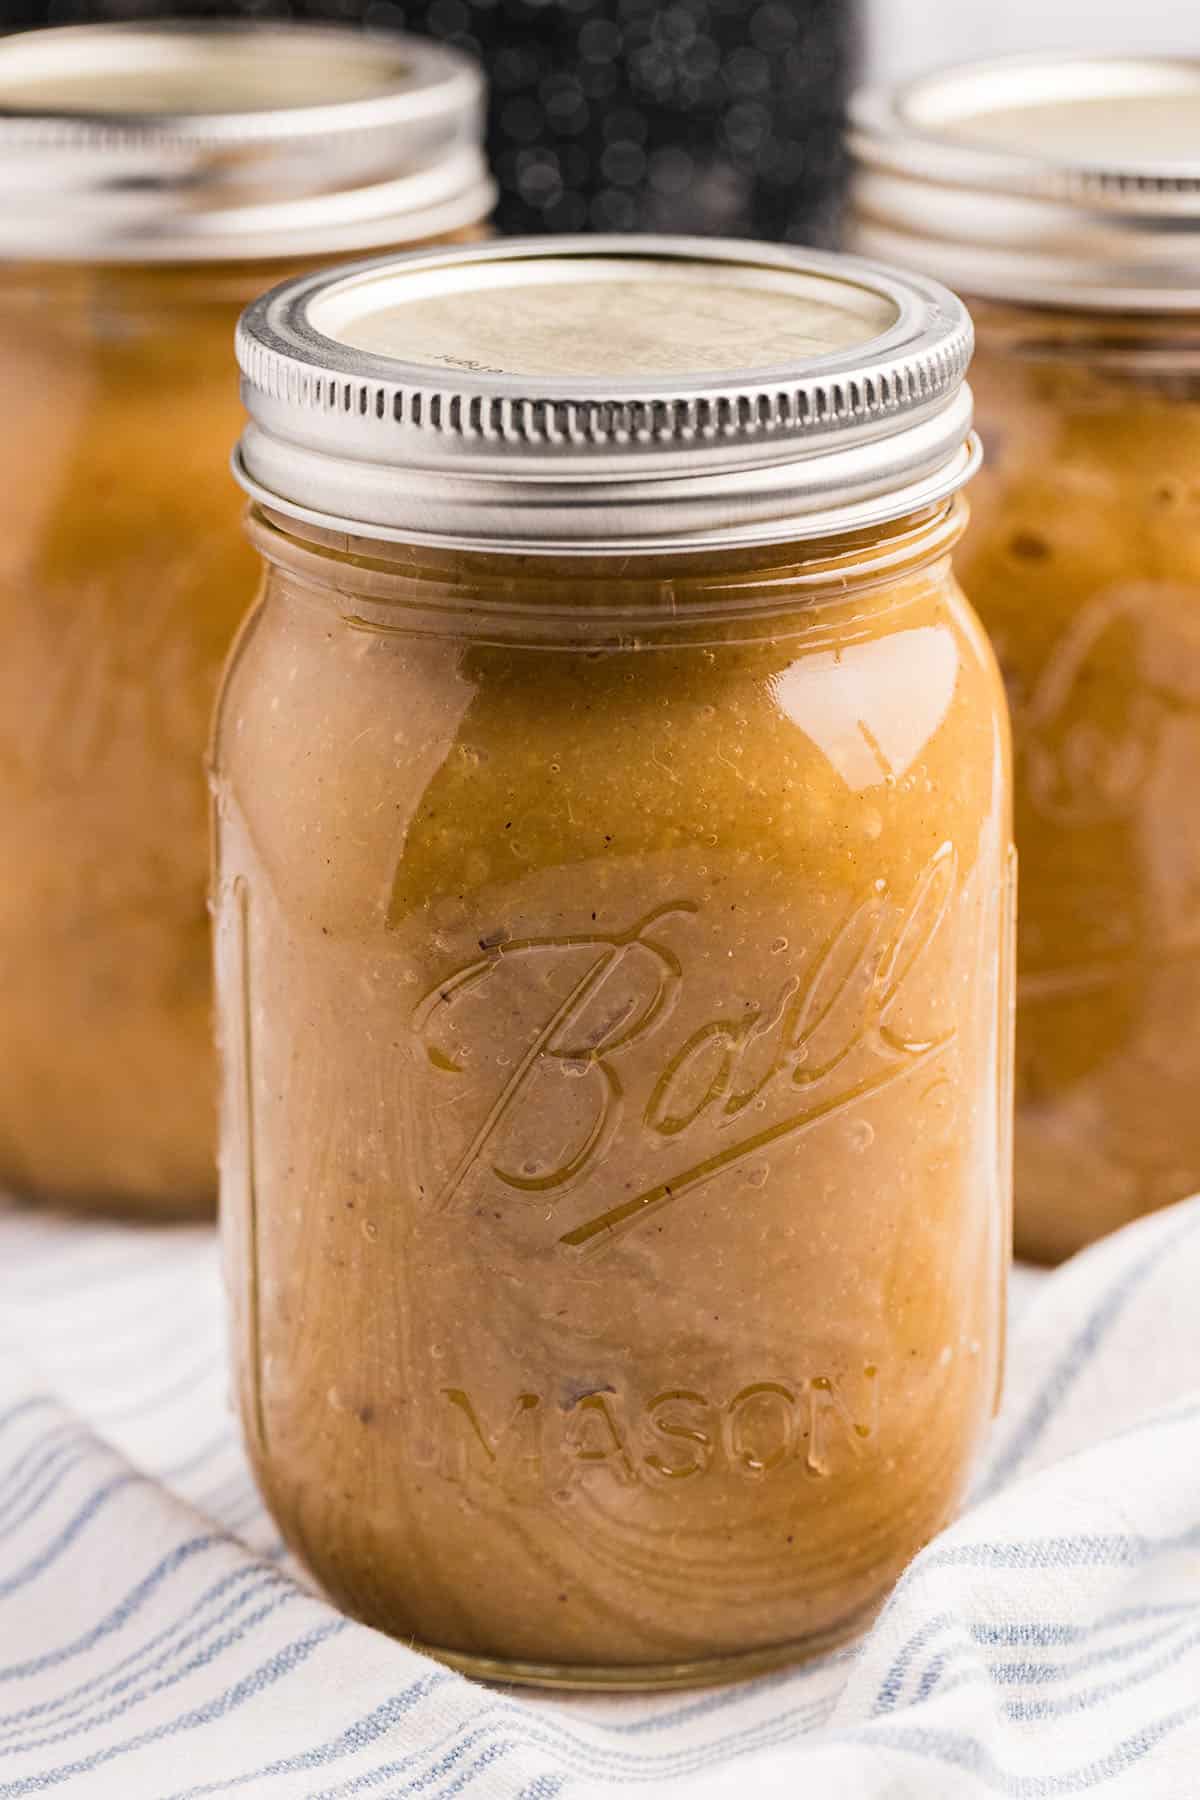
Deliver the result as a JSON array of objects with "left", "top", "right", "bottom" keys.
[{"left": 432, "top": 1369, "right": 881, "bottom": 1493}]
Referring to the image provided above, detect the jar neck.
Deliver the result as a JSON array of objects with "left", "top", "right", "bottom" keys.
[{"left": 247, "top": 497, "right": 967, "bottom": 644}]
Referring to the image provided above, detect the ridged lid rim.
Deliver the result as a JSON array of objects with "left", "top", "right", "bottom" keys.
[
  {"left": 235, "top": 235, "right": 977, "bottom": 553},
  {"left": 0, "top": 20, "right": 493, "bottom": 262},
  {"left": 849, "top": 54, "right": 1200, "bottom": 310},
  {"left": 0, "top": 19, "right": 481, "bottom": 144},
  {"left": 850, "top": 53, "right": 1200, "bottom": 203},
  {"left": 238, "top": 237, "right": 971, "bottom": 445}
]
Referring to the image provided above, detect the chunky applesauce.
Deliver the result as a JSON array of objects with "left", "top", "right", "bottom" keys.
[
  {"left": 0, "top": 262, "right": 261, "bottom": 1211},
  {"left": 0, "top": 20, "right": 492, "bottom": 1214},
  {"left": 0, "top": 253, "right": 476, "bottom": 1215},
  {"left": 212, "top": 503, "right": 1012, "bottom": 1682},
  {"left": 961, "top": 307, "right": 1200, "bottom": 1262}
]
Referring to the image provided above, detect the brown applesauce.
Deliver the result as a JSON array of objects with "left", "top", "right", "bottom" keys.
[
  {"left": 212, "top": 502, "right": 1012, "bottom": 1684},
  {"left": 0, "top": 261, "right": 273, "bottom": 1212},
  {"left": 0, "top": 22, "right": 492, "bottom": 1214},
  {"left": 0, "top": 253, "right": 492, "bottom": 1216},
  {"left": 961, "top": 307, "right": 1200, "bottom": 1263}
]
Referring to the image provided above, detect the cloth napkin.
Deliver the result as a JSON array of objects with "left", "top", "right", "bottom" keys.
[{"left": 0, "top": 1193, "right": 1198, "bottom": 1800}]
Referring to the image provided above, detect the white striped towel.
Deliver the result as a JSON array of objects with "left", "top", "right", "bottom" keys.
[{"left": 0, "top": 1194, "right": 1198, "bottom": 1798}]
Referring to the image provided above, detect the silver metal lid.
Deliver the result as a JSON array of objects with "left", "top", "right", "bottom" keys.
[
  {"left": 234, "top": 235, "right": 977, "bottom": 555},
  {"left": 850, "top": 56, "right": 1200, "bottom": 312},
  {"left": 0, "top": 21, "right": 494, "bottom": 263}
]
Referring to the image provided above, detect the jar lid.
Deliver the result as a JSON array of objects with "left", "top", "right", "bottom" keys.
[
  {"left": 0, "top": 21, "right": 494, "bottom": 263},
  {"left": 850, "top": 56, "right": 1200, "bottom": 312},
  {"left": 234, "top": 235, "right": 977, "bottom": 554}
]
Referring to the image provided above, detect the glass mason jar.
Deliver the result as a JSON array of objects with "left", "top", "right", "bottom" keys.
[
  {"left": 851, "top": 57, "right": 1200, "bottom": 1262},
  {"left": 0, "top": 21, "right": 493, "bottom": 1215},
  {"left": 215, "top": 237, "right": 1014, "bottom": 1686}
]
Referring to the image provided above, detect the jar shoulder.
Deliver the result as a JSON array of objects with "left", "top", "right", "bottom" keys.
[{"left": 211, "top": 560, "right": 1010, "bottom": 937}]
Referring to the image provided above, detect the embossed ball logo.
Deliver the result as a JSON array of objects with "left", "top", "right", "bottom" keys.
[{"left": 410, "top": 844, "right": 959, "bottom": 1254}]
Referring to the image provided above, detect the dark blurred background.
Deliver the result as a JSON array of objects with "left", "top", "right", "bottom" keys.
[{"left": 0, "top": 0, "right": 857, "bottom": 245}]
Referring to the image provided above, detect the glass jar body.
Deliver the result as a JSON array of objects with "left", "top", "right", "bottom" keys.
[
  {"left": 960, "top": 303, "right": 1200, "bottom": 1263},
  {"left": 212, "top": 505, "right": 1013, "bottom": 1686},
  {"left": 0, "top": 238, "right": 477, "bottom": 1216}
]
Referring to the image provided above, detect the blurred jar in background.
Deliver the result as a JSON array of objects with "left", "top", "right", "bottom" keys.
[
  {"left": 851, "top": 58, "right": 1200, "bottom": 1262},
  {"left": 61, "top": 0, "right": 854, "bottom": 241},
  {"left": 0, "top": 20, "right": 493, "bottom": 1216}
]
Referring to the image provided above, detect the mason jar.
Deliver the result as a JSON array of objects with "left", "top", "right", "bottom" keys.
[
  {"left": 0, "top": 21, "right": 493, "bottom": 1215},
  {"left": 213, "top": 238, "right": 1013, "bottom": 1686},
  {"left": 851, "top": 57, "right": 1200, "bottom": 1262}
]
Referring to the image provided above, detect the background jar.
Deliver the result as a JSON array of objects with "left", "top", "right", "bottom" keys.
[
  {"left": 217, "top": 237, "right": 1013, "bottom": 1687},
  {"left": 0, "top": 21, "right": 493, "bottom": 1216},
  {"left": 851, "top": 57, "right": 1200, "bottom": 1263}
]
